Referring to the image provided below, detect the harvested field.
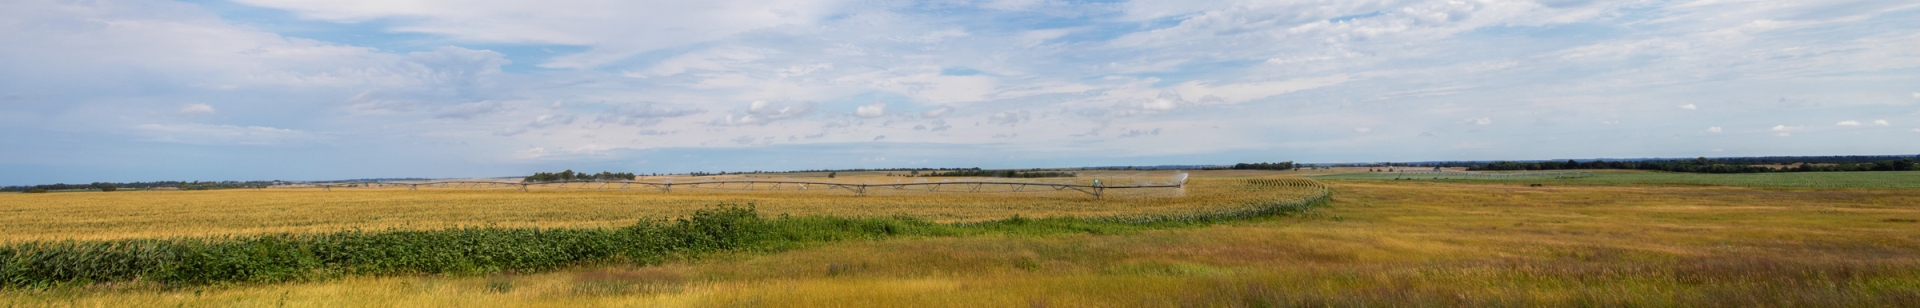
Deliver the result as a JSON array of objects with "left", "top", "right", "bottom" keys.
[{"left": 0, "top": 175, "right": 1320, "bottom": 242}]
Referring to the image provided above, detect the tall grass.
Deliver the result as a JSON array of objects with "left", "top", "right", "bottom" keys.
[{"left": 0, "top": 179, "right": 1330, "bottom": 288}]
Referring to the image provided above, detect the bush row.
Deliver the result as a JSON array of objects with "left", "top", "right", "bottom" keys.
[{"left": 0, "top": 206, "right": 763, "bottom": 287}]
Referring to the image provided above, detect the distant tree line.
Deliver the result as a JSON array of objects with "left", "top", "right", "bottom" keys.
[
  {"left": 1231, "top": 161, "right": 1297, "bottom": 170},
  {"left": 1469, "top": 157, "right": 1918, "bottom": 173},
  {"left": 1086, "top": 165, "right": 1223, "bottom": 170},
  {"left": 670, "top": 167, "right": 1040, "bottom": 177},
  {"left": 783, "top": 167, "right": 1002, "bottom": 173},
  {"left": 523, "top": 170, "right": 637, "bottom": 182},
  {"left": 920, "top": 170, "right": 1078, "bottom": 178}
]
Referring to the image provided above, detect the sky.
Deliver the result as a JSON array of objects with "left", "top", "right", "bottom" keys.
[{"left": 2, "top": 0, "right": 1917, "bottom": 184}]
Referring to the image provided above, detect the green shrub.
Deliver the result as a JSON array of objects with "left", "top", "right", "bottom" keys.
[{"left": 0, "top": 204, "right": 772, "bottom": 287}]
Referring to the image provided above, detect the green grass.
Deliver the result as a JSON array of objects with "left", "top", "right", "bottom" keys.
[{"left": 1316, "top": 170, "right": 1920, "bottom": 188}]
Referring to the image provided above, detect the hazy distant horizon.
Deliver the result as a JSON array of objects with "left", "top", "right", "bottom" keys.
[{"left": 7, "top": 151, "right": 1916, "bottom": 186}]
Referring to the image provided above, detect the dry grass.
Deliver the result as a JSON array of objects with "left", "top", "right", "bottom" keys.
[
  {"left": 7, "top": 178, "right": 1918, "bottom": 306},
  {"left": 0, "top": 173, "right": 1322, "bottom": 242}
]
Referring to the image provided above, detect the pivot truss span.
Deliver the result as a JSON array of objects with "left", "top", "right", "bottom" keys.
[{"left": 291, "top": 179, "right": 1186, "bottom": 199}]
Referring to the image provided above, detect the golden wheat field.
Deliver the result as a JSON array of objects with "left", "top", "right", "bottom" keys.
[
  {"left": 0, "top": 171, "right": 1322, "bottom": 242},
  {"left": 7, "top": 174, "right": 1919, "bottom": 307}
]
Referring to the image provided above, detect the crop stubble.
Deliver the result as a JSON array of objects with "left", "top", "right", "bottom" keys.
[{"left": 0, "top": 177, "right": 1321, "bottom": 242}]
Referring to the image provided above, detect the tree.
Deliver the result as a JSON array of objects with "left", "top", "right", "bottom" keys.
[
  {"left": 1232, "top": 161, "right": 1295, "bottom": 170},
  {"left": 97, "top": 183, "right": 117, "bottom": 192},
  {"left": 827, "top": 172, "right": 837, "bottom": 179}
]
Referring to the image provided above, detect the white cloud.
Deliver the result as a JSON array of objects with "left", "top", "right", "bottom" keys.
[
  {"left": 516, "top": 147, "right": 549, "bottom": 160},
  {"left": 855, "top": 102, "right": 886, "bottom": 118},
  {"left": 1836, "top": 120, "right": 1861, "bottom": 126},
  {"left": 595, "top": 104, "right": 705, "bottom": 127},
  {"left": 848, "top": 73, "right": 999, "bottom": 104},
  {"left": 1169, "top": 75, "right": 1350, "bottom": 105},
  {"left": 1873, "top": 119, "right": 1889, "bottom": 126},
  {"left": 434, "top": 101, "right": 506, "bottom": 120},
  {"left": 921, "top": 106, "right": 953, "bottom": 118},
  {"left": 233, "top": 0, "right": 857, "bottom": 69},
  {"left": 628, "top": 47, "right": 773, "bottom": 78},
  {"left": 1913, "top": 93, "right": 1919, "bottom": 99},
  {"left": 1118, "top": 128, "right": 1162, "bottom": 138},
  {"left": 527, "top": 115, "right": 576, "bottom": 129},
  {"left": 1771, "top": 125, "right": 1801, "bottom": 137},
  {"left": 133, "top": 123, "right": 321, "bottom": 145},
  {"left": 987, "top": 111, "right": 1029, "bottom": 126},
  {"left": 715, "top": 100, "right": 814, "bottom": 126},
  {"left": 731, "top": 135, "right": 758, "bottom": 145},
  {"left": 2, "top": 2, "right": 509, "bottom": 91},
  {"left": 1071, "top": 75, "right": 1349, "bottom": 117},
  {"left": 176, "top": 104, "right": 215, "bottom": 117},
  {"left": 6, "top": 0, "right": 1920, "bottom": 178}
]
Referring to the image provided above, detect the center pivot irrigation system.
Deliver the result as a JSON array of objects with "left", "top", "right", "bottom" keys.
[{"left": 287, "top": 173, "right": 1191, "bottom": 200}]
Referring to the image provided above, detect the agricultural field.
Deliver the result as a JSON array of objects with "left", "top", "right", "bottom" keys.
[
  {"left": 1314, "top": 169, "right": 1920, "bottom": 188},
  {"left": 0, "top": 172, "right": 1322, "bottom": 242},
  {"left": 4, "top": 170, "right": 1920, "bottom": 306}
]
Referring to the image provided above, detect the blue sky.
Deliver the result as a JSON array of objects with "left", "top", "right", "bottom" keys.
[{"left": 2, "top": 0, "right": 1917, "bottom": 184}]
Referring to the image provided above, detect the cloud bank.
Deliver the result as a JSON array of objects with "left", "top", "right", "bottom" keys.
[{"left": 1, "top": 0, "right": 1917, "bottom": 184}]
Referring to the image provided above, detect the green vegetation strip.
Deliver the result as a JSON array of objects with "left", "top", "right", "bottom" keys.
[
  {"left": 1315, "top": 170, "right": 1920, "bottom": 189},
  {"left": 0, "top": 179, "right": 1328, "bottom": 288}
]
